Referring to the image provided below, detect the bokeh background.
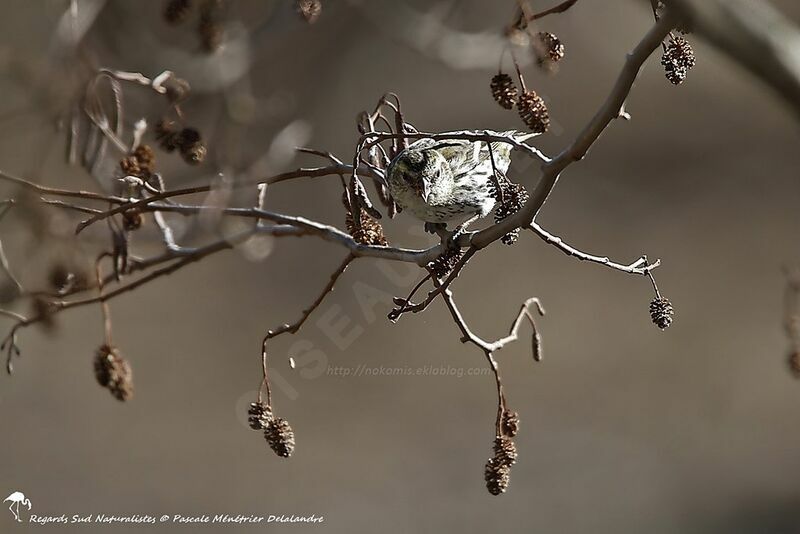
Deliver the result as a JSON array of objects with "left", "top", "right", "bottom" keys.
[{"left": 1, "top": 1, "right": 800, "bottom": 532}]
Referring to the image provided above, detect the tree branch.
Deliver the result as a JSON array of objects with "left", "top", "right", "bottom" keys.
[
  {"left": 469, "top": 10, "right": 678, "bottom": 250},
  {"left": 528, "top": 222, "right": 660, "bottom": 275}
]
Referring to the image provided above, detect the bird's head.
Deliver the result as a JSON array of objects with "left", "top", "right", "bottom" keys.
[{"left": 388, "top": 149, "right": 448, "bottom": 203}]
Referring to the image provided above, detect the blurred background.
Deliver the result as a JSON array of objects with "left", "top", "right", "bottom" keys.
[{"left": 1, "top": 1, "right": 799, "bottom": 532}]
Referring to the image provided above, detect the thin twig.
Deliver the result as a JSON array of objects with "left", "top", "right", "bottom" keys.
[
  {"left": 259, "top": 254, "right": 355, "bottom": 406},
  {"left": 528, "top": 222, "right": 660, "bottom": 275}
]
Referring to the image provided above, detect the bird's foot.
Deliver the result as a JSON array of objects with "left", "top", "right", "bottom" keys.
[
  {"left": 446, "top": 215, "right": 479, "bottom": 249},
  {"left": 424, "top": 222, "right": 447, "bottom": 235}
]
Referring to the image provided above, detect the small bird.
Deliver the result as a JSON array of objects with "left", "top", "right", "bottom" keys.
[{"left": 386, "top": 130, "right": 538, "bottom": 233}]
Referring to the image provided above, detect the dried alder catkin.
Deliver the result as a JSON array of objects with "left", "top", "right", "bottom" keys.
[
  {"left": 493, "top": 180, "right": 530, "bottom": 245},
  {"left": 345, "top": 211, "right": 388, "bottom": 246},
  {"left": 428, "top": 247, "right": 463, "bottom": 278}
]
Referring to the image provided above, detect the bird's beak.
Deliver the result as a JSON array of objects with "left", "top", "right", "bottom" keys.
[{"left": 421, "top": 181, "right": 431, "bottom": 203}]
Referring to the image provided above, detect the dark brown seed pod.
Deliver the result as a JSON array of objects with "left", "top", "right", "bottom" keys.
[
  {"left": 122, "top": 209, "right": 143, "bottom": 232},
  {"left": 493, "top": 179, "right": 529, "bottom": 245},
  {"left": 133, "top": 144, "right": 155, "bottom": 174},
  {"left": 484, "top": 456, "right": 511, "bottom": 496},
  {"left": 198, "top": 0, "right": 224, "bottom": 53},
  {"left": 155, "top": 119, "right": 180, "bottom": 153},
  {"left": 174, "top": 128, "right": 206, "bottom": 165},
  {"left": 247, "top": 401, "right": 273, "bottom": 430},
  {"left": 493, "top": 436, "right": 518, "bottom": 466},
  {"left": 649, "top": 296, "right": 674, "bottom": 330},
  {"left": 265, "top": 417, "right": 295, "bottom": 458},
  {"left": 343, "top": 192, "right": 388, "bottom": 246},
  {"left": 490, "top": 73, "right": 518, "bottom": 110},
  {"left": 94, "top": 344, "right": 134, "bottom": 401},
  {"left": 501, "top": 410, "right": 520, "bottom": 437},
  {"left": 345, "top": 211, "right": 388, "bottom": 246},
  {"left": 533, "top": 31, "right": 565, "bottom": 66},
  {"left": 119, "top": 155, "right": 140, "bottom": 177},
  {"left": 296, "top": 0, "right": 322, "bottom": 24},
  {"left": 181, "top": 142, "right": 207, "bottom": 165},
  {"left": 176, "top": 127, "right": 201, "bottom": 150},
  {"left": 788, "top": 351, "right": 800, "bottom": 378},
  {"left": 661, "top": 36, "right": 696, "bottom": 85},
  {"left": 517, "top": 90, "right": 550, "bottom": 134},
  {"left": 162, "top": 76, "right": 191, "bottom": 104},
  {"left": 427, "top": 247, "right": 463, "bottom": 279},
  {"left": 164, "top": 0, "right": 193, "bottom": 25}
]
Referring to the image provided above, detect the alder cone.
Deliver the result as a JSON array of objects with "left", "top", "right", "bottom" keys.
[
  {"left": 517, "top": 90, "right": 549, "bottom": 134},
  {"left": 490, "top": 73, "right": 518, "bottom": 110}
]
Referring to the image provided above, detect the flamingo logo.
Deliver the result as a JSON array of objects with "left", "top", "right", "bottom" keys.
[{"left": 4, "top": 492, "right": 31, "bottom": 522}]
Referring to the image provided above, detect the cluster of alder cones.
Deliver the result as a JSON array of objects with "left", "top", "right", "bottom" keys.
[
  {"left": 485, "top": 409, "right": 521, "bottom": 495},
  {"left": 248, "top": 401, "right": 296, "bottom": 458},
  {"left": 489, "top": 32, "right": 565, "bottom": 133},
  {"left": 342, "top": 193, "right": 388, "bottom": 247},
  {"left": 163, "top": 0, "right": 226, "bottom": 52},
  {"left": 155, "top": 120, "right": 207, "bottom": 166},
  {"left": 164, "top": 0, "right": 322, "bottom": 52}
]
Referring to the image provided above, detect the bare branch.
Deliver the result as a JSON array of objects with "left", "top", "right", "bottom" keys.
[
  {"left": 73, "top": 163, "right": 383, "bottom": 234},
  {"left": 520, "top": 0, "right": 580, "bottom": 23},
  {"left": 469, "top": 10, "right": 678, "bottom": 250},
  {"left": 528, "top": 222, "right": 660, "bottom": 275}
]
